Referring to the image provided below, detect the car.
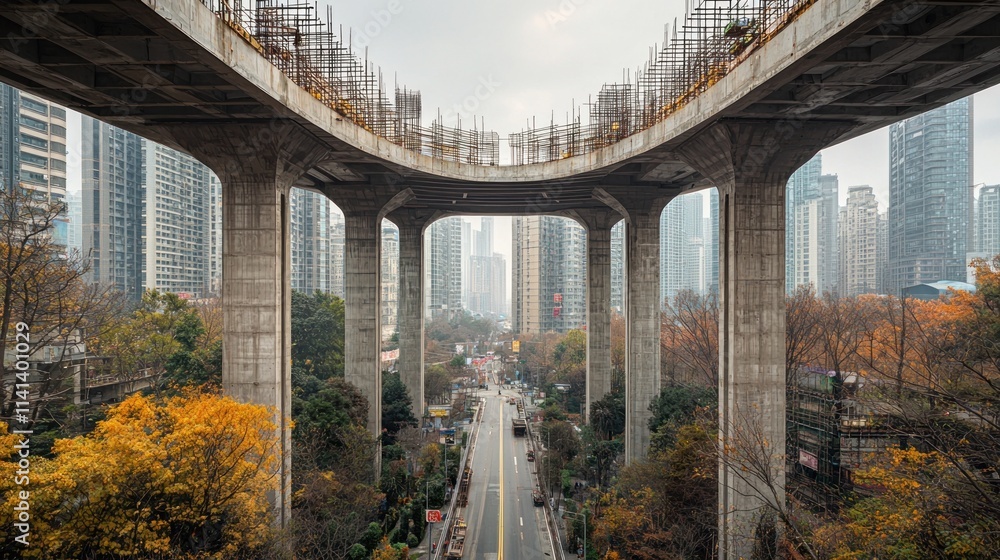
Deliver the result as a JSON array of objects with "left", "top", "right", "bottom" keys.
[
  {"left": 526, "top": 450, "right": 535, "bottom": 462},
  {"left": 532, "top": 489, "right": 544, "bottom": 506}
]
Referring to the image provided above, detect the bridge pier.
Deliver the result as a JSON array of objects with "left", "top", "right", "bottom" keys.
[
  {"left": 678, "top": 119, "right": 850, "bottom": 559},
  {"left": 326, "top": 186, "right": 412, "bottom": 439},
  {"left": 596, "top": 189, "right": 671, "bottom": 463},
  {"left": 569, "top": 207, "right": 621, "bottom": 425},
  {"left": 159, "top": 124, "right": 328, "bottom": 528},
  {"left": 386, "top": 209, "right": 438, "bottom": 420}
]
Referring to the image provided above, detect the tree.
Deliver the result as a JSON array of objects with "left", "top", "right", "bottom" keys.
[
  {"left": 0, "top": 392, "right": 279, "bottom": 558},
  {"left": 813, "top": 447, "right": 997, "bottom": 559},
  {"left": 425, "top": 364, "right": 451, "bottom": 404},
  {"left": 381, "top": 371, "right": 417, "bottom": 444},
  {"left": 785, "top": 284, "right": 824, "bottom": 381},
  {"left": 611, "top": 312, "right": 626, "bottom": 393},
  {"left": 291, "top": 290, "right": 345, "bottom": 380},
  {"left": 290, "top": 469, "right": 383, "bottom": 560},
  {"left": 648, "top": 384, "right": 717, "bottom": 453},
  {"left": 0, "top": 185, "right": 120, "bottom": 427},
  {"left": 662, "top": 290, "right": 719, "bottom": 386},
  {"left": 590, "top": 390, "right": 626, "bottom": 441}
]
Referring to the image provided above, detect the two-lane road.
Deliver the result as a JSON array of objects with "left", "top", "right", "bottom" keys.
[{"left": 462, "top": 389, "right": 552, "bottom": 559}]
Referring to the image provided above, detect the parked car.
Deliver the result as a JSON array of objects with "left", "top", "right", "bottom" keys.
[
  {"left": 532, "top": 489, "right": 544, "bottom": 506},
  {"left": 526, "top": 450, "right": 535, "bottom": 462}
]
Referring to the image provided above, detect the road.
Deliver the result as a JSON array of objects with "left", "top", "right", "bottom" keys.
[{"left": 460, "top": 386, "right": 553, "bottom": 559}]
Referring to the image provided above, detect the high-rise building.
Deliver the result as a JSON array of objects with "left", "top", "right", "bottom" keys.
[
  {"left": 461, "top": 219, "right": 472, "bottom": 308},
  {"left": 708, "top": 188, "right": 719, "bottom": 294},
  {"left": 467, "top": 217, "right": 506, "bottom": 317},
  {"left": 67, "top": 189, "right": 82, "bottom": 255},
  {"left": 330, "top": 210, "right": 345, "bottom": 299},
  {"left": 512, "top": 216, "right": 586, "bottom": 334},
  {"left": 426, "top": 216, "right": 464, "bottom": 319},
  {"left": 610, "top": 221, "right": 625, "bottom": 312},
  {"left": 977, "top": 185, "right": 1000, "bottom": 256},
  {"left": 289, "top": 189, "right": 333, "bottom": 294},
  {"left": 381, "top": 224, "right": 399, "bottom": 342},
  {"left": 786, "top": 154, "right": 839, "bottom": 295},
  {"left": 888, "top": 97, "right": 974, "bottom": 293},
  {"left": 208, "top": 174, "right": 222, "bottom": 296},
  {"left": 142, "top": 142, "right": 212, "bottom": 298},
  {"left": 660, "top": 192, "right": 705, "bottom": 306},
  {"left": 839, "top": 186, "right": 883, "bottom": 296},
  {"left": 0, "top": 84, "right": 70, "bottom": 246},
  {"left": 81, "top": 116, "right": 144, "bottom": 299}
]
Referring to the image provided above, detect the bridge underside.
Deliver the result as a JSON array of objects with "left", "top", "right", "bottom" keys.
[{"left": 1, "top": 0, "right": 1000, "bottom": 557}]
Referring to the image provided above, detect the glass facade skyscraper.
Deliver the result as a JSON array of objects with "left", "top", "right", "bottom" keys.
[{"left": 888, "top": 98, "right": 973, "bottom": 293}]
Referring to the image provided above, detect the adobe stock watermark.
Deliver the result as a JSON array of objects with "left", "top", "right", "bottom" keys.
[
  {"left": 10, "top": 321, "right": 34, "bottom": 547},
  {"left": 542, "top": 0, "right": 591, "bottom": 27}
]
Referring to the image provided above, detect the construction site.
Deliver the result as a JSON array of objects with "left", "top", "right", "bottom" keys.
[
  {"left": 200, "top": 0, "right": 814, "bottom": 165},
  {"left": 785, "top": 366, "right": 905, "bottom": 513}
]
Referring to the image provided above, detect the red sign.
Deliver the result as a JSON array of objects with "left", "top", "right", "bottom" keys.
[
  {"left": 553, "top": 307, "right": 561, "bottom": 317},
  {"left": 553, "top": 293, "right": 563, "bottom": 302},
  {"left": 426, "top": 509, "right": 442, "bottom": 523}
]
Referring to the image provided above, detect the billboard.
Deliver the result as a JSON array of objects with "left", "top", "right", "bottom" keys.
[{"left": 512, "top": 340, "right": 520, "bottom": 353}]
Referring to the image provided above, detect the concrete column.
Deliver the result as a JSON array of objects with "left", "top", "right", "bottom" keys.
[
  {"left": 677, "top": 119, "right": 850, "bottom": 560},
  {"left": 326, "top": 187, "right": 412, "bottom": 438},
  {"left": 158, "top": 124, "right": 328, "bottom": 529},
  {"left": 344, "top": 210, "right": 383, "bottom": 435},
  {"left": 387, "top": 209, "right": 438, "bottom": 420},
  {"left": 570, "top": 208, "right": 622, "bottom": 425},
  {"left": 595, "top": 189, "right": 671, "bottom": 463}
]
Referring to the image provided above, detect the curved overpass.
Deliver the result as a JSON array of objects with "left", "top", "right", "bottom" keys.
[{"left": 0, "top": 0, "right": 997, "bottom": 212}]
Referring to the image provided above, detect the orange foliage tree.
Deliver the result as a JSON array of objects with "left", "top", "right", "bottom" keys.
[{"left": 0, "top": 392, "right": 280, "bottom": 558}]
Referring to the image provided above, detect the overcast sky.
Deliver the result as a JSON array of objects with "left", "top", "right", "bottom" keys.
[
  {"left": 325, "top": 0, "right": 1000, "bottom": 294},
  {"left": 67, "top": 0, "right": 1000, "bottom": 303}
]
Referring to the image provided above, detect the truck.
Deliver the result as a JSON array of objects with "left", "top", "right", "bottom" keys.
[
  {"left": 443, "top": 517, "right": 467, "bottom": 558},
  {"left": 512, "top": 417, "right": 527, "bottom": 437}
]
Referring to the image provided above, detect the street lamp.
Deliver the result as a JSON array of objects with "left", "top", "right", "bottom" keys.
[{"left": 563, "top": 509, "right": 587, "bottom": 559}]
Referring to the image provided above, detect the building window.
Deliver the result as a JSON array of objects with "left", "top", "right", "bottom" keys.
[
  {"left": 20, "top": 133, "right": 47, "bottom": 150},
  {"left": 21, "top": 115, "right": 48, "bottom": 133},
  {"left": 20, "top": 97, "right": 48, "bottom": 115}
]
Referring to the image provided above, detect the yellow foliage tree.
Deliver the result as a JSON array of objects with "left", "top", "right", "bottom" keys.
[
  {"left": 813, "top": 447, "right": 994, "bottom": 559},
  {"left": 0, "top": 392, "right": 280, "bottom": 559}
]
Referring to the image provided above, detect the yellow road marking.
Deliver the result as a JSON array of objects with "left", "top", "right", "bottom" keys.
[{"left": 499, "top": 403, "right": 504, "bottom": 560}]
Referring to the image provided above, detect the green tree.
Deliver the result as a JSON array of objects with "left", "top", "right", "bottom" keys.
[
  {"left": 590, "top": 390, "right": 626, "bottom": 440},
  {"left": 291, "top": 290, "right": 345, "bottom": 380},
  {"left": 381, "top": 371, "right": 417, "bottom": 444},
  {"left": 648, "top": 384, "right": 717, "bottom": 452}
]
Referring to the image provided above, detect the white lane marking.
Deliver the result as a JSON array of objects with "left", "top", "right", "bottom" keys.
[{"left": 520, "top": 517, "right": 523, "bottom": 527}]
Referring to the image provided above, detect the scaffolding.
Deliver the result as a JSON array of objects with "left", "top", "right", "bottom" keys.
[
  {"left": 200, "top": 0, "right": 815, "bottom": 167},
  {"left": 786, "top": 366, "right": 901, "bottom": 513}
]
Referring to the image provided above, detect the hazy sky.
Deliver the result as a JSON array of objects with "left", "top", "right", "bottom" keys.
[
  {"left": 67, "top": 1, "right": 1000, "bottom": 301},
  {"left": 324, "top": 0, "right": 1000, "bottom": 286}
]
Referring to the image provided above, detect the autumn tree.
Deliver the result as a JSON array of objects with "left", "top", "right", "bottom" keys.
[
  {"left": 0, "top": 392, "right": 280, "bottom": 559},
  {"left": 590, "top": 416, "right": 717, "bottom": 559},
  {"left": 662, "top": 290, "right": 719, "bottom": 387},
  {"left": 785, "top": 284, "right": 824, "bottom": 382},
  {"left": 424, "top": 363, "right": 451, "bottom": 404},
  {"left": 0, "top": 185, "right": 121, "bottom": 439},
  {"left": 813, "top": 447, "right": 998, "bottom": 559}
]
